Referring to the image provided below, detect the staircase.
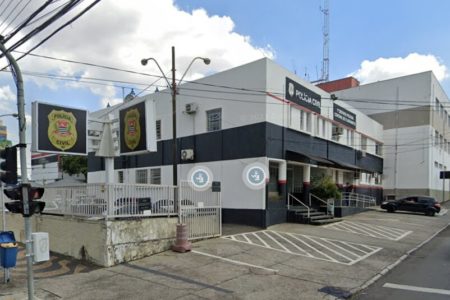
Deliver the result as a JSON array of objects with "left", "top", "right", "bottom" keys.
[{"left": 287, "top": 194, "right": 341, "bottom": 225}]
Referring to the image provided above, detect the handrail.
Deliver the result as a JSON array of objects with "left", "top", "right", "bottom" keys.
[
  {"left": 339, "top": 192, "right": 376, "bottom": 208},
  {"left": 288, "top": 193, "right": 310, "bottom": 219},
  {"left": 310, "top": 193, "right": 333, "bottom": 216}
]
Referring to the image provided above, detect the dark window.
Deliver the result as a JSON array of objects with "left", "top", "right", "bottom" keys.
[
  {"left": 156, "top": 120, "right": 161, "bottom": 140},
  {"left": 206, "top": 108, "right": 222, "bottom": 132}
]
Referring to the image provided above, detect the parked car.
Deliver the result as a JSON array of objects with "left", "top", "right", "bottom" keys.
[{"left": 381, "top": 196, "right": 441, "bottom": 216}]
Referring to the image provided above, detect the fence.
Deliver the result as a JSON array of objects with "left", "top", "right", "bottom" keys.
[
  {"left": 333, "top": 192, "right": 377, "bottom": 208},
  {"left": 179, "top": 181, "right": 222, "bottom": 240},
  {"left": 41, "top": 183, "right": 177, "bottom": 218}
]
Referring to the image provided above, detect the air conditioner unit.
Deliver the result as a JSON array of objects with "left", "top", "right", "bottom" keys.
[
  {"left": 357, "top": 150, "right": 367, "bottom": 158},
  {"left": 185, "top": 103, "right": 198, "bottom": 114},
  {"left": 181, "top": 149, "right": 194, "bottom": 161},
  {"left": 332, "top": 126, "right": 344, "bottom": 136}
]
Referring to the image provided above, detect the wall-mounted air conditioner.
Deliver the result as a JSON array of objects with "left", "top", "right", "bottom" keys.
[{"left": 181, "top": 149, "right": 194, "bottom": 161}]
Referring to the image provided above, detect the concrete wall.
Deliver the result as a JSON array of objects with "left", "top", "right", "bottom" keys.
[{"left": 1, "top": 214, "right": 177, "bottom": 267}]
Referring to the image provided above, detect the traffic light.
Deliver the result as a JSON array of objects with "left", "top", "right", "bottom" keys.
[
  {"left": 0, "top": 146, "right": 17, "bottom": 185},
  {"left": 4, "top": 184, "right": 45, "bottom": 217}
]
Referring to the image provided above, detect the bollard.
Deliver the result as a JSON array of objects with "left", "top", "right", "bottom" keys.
[{"left": 172, "top": 223, "right": 192, "bottom": 253}]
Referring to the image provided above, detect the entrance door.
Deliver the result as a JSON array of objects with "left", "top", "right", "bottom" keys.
[{"left": 266, "top": 162, "right": 287, "bottom": 226}]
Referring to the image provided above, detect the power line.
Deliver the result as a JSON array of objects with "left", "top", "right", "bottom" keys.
[{"left": 1, "top": 0, "right": 32, "bottom": 35}]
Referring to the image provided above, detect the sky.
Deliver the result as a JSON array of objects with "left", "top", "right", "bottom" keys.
[{"left": 0, "top": 0, "right": 450, "bottom": 149}]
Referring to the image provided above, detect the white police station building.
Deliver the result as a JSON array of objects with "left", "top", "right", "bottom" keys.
[{"left": 88, "top": 58, "right": 383, "bottom": 227}]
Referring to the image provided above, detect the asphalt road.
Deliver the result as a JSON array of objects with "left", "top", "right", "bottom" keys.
[{"left": 355, "top": 224, "right": 450, "bottom": 300}]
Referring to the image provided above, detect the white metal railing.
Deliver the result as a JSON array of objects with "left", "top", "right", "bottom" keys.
[
  {"left": 310, "top": 193, "right": 334, "bottom": 216},
  {"left": 179, "top": 181, "right": 221, "bottom": 240},
  {"left": 334, "top": 192, "right": 376, "bottom": 208},
  {"left": 41, "top": 183, "right": 177, "bottom": 218},
  {"left": 287, "top": 193, "right": 310, "bottom": 218}
]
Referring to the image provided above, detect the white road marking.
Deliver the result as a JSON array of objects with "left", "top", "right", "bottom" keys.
[
  {"left": 325, "top": 221, "right": 412, "bottom": 241},
  {"left": 192, "top": 250, "right": 278, "bottom": 273},
  {"left": 222, "top": 230, "right": 381, "bottom": 265},
  {"left": 383, "top": 283, "right": 450, "bottom": 296}
]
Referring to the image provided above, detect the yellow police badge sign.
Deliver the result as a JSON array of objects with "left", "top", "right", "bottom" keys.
[
  {"left": 124, "top": 108, "right": 141, "bottom": 150},
  {"left": 47, "top": 110, "right": 78, "bottom": 151}
]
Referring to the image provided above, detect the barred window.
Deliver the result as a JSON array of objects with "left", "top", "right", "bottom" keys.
[
  {"left": 150, "top": 168, "right": 161, "bottom": 185},
  {"left": 207, "top": 108, "right": 222, "bottom": 132},
  {"left": 156, "top": 120, "right": 161, "bottom": 140},
  {"left": 136, "top": 169, "right": 148, "bottom": 184},
  {"left": 118, "top": 171, "right": 124, "bottom": 183}
]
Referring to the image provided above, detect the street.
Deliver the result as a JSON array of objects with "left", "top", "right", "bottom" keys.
[{"left": 355, "top": 225, "right": 450, "bottom": 300}]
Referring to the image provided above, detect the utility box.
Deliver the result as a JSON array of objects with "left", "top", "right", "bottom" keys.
[{"left": 32, "top": 232, "right": 49, "bottom": 263}]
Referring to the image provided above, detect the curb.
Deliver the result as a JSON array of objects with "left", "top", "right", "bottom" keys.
[{"left": 346, "top": 221, "right": 450, "bottom": 299}]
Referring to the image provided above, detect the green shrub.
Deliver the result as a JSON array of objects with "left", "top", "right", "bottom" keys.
[{"left": 311, "top": 175, "right": 342, "bottom": 200}]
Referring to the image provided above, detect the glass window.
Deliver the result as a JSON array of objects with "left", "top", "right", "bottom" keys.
[
  {"left": 435, "top": 130, "right": 439, "bottom": 146},
  {"left": 361, "top": 136, "right": 368, "bottom": 150},
  {"left": 136, "top": 169, "right": 148, "bottom": 184},
  {"left": 207, "top": 108, "right": 222, "bottom": 132},
  {"left": 118, "top": 171, "right": 124, "bottom": 183},
  {"left": 156, "top": 120, "right": 161, "bottom": 140},
  {"left": 375, "top": 143, "right": 383, "bottom": 156},
  {"left": 321, "top": 119, "right": 326, "bottom": 137},
  {"left": 150, "top": 168, "right": 161, "bottom": 185}
]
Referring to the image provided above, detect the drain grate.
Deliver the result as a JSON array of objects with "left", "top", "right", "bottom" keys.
[{"left": 318, "top": 286, "right": 352, "bottom": 299}]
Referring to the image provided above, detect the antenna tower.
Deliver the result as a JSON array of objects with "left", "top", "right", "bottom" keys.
[{"left": 312, "top": 0, "right": 330, "bottom": 83}]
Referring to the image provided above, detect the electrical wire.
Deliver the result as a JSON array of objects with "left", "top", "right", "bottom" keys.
[
  {"left": 13, "top": 0, "right": 102, "bottom": 64},
  {"left": 0, "top": 0, "right": 25, "bottom": 33},
  {"left": 0, "top": 0, "right": 32, "bottom": 35}
]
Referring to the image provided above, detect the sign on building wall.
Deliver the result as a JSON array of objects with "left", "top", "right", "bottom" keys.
[
  {"left": 285, "top": 77, "right": 321, "bottom": 114},
  {"left": 32, "top": 102, "right": 87, "bottom": 155},
  {"left": 333, "top": 104, "right": 356, "bottom": 129},
  {"left": 119, "top": 98, "right": 156, "bottom": 155}
]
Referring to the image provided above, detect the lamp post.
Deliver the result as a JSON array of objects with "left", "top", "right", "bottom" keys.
[{"left": 141, "top": 47, "right": 210, "bottom": 252}]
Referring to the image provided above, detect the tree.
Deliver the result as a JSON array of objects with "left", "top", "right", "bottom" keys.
[{"left": 61, "top": 155, "right": 87, "bottom": 181}]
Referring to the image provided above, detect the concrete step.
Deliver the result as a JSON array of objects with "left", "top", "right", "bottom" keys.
[
  {"left": 297, "top": 211, "right": 324, "bottom": 217},
  {"left": 309, "top": 214, "right": 334, "bottom": 221},
  {"left": 289, "top": 208, "right": 317, "bottom": 214},
  {"left": 310, "top": 218, "right": 342, "bottom": 226}
]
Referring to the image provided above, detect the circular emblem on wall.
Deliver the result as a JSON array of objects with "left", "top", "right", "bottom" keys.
[
  {"left": 187, "top": 166, "right": 213, "bottom": 191},
  {"left": 47, "top": 110, "right": 77, "bottom": 151},
  {"left": 242, "top": 163, "right": 268, "bottom": 190},
  {"left": 124, "top": 108, "right": 141, "bottom": 150},
  {"left": 288, "top": 82, "right": 295, "bottom": 98}
]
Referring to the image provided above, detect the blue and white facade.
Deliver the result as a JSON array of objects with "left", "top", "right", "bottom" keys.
[{"left": 88, "top": 58, "right": 384, "bottom": 227}]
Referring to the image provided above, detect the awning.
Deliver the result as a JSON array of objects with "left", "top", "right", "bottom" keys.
[
  {"left": 286, "top": 151, "right": 335, "bottom": 167},
  {"left": 328, "top": 159, "right": 361, "bottom": 171}
]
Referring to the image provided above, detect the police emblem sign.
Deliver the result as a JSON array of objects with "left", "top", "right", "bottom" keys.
[
  {"left": 119, "top": 98, "right": 156, "bottom": 155},
  {"left": 32, "top": 102, "right": 87, "bottom": 155}
]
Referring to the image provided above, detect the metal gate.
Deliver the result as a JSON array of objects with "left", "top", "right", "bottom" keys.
[{"left": 179, "top": 181, "right": 222, "bottom": 240}]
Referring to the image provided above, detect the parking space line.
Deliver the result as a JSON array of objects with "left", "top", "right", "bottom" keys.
[
  {"left": 222, "top": 230, "right": 382, "bottom": 265},
  {"left": 342, "top": 221, "right": 397, "bottom": 239},
  {"left": 383, "top": 283, "right": 450, "bottom": 296},
  {"left": 324, "top": 221, "right": 412, "bottom": 241},
  {"left": 270, "top": 231, "right": 309, "bottom": 255},
  {"left": 191, "top": 250, "right": 278, "bottom": 273}
]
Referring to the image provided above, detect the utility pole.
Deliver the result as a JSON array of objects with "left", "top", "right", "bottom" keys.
[
  {"left": 0, "top": 41, "right": 34, "bottom": 299},
  {"left": 171, "top": 46, "right": 177, "bottom": 187}
]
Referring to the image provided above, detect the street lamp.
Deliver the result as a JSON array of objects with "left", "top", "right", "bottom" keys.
[
  {"left": 141, "top": 47, "right": 211, "bottom": 187},
  {"left": 141, "top": 47, "right": 210, "bottom": 253},
  {"left": 0, "top": 113, "right": 19, "bottom": 118}
]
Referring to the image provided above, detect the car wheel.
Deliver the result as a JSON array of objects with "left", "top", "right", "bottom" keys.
[
  {"left": 426, "top": 210, "right": 436, "bottom": 217},
  {"left": 387, "top": 207, "right": 395, "bottom": 213}
]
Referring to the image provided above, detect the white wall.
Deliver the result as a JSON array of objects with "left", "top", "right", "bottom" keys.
[{"left": 383, "top": 125, "right": 430, "bottom": 190}]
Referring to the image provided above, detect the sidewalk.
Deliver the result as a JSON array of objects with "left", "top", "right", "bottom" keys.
[{"left": 1, "top": 205, "right": 449, "bottom": 300}]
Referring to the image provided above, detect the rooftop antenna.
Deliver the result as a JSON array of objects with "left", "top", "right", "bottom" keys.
[{"left": 312, "top": 0, "right": 330, "bottom": 83}]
